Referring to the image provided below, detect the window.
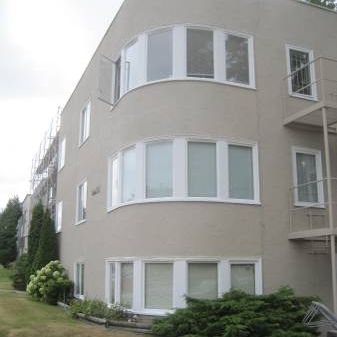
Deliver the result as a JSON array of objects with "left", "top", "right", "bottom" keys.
[
  {"left": 146, "top": 141, "right": 173, "bottom": 198},
  {"left": 109, "top": 156, "right": 119, "bottom": 207},
  {"left": 115, "top": 57, "right": 121, "bottom": 100},
  {"left": 122, "top": 148, "right": 136, "bottom": 202},
  {"left": 76, "top": 180, "right": 87, "bottom": 223},
  {"left": 145, "top": 263, "right": 173, "bottom": 310},
  {"left": 228, "top": 145, "right": 254, "bottom": 200},
  {"left": 58, "top": 138, "right": 66, "bottom": 171},
  {"left": 79, "top": 101, "right": 91, "bottom": 145},
  {"left": 226, "top": 34, "right": 249, "bottom": 85},
  {"left": 109, "top": 263, "right": 116, "bottom": 304},
  {"left": 125, "top": 39, "right": 141, "bottom": 91},
  {"left": 188, "top": 142, "right": 217, "bottom": 197},
  {"left": 75, "top": 263, "right": 85, "bottom": 298},
  {"left": 120, "top": 263, "right": 133, "bottom": 308},
  {"left": 188, "top": 263, "right": 218, "bottom": 299},
  {"left": 230, "top": 264, "right": 255, "bottom": 295},
  {"left": 287, "top": 46, "right": 314, "bottom": 96},
  {"left": 293, "top": 148, "right": 323, "bottom": 204},
  {"left": 147, "top": 29, "right": 173, "bottom": 82},
  {"left": 56, "top": 201, "right": 63, "bottom": 233},
  {"left": 187, "top": 28, "right": 214, "bottom": 78}
]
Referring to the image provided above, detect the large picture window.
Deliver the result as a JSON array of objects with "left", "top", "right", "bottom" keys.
[
  {"left": 146, "top": 141, "right": 173, "bottom": 198},
  {"left": 187, "top": 28, "right": 214, "bottom": 79},
  {"left": 147, "top": 29, "right": 173, "bottom": 82},
  {"left": 230, "top": 263, "right": 255, "bottom": 295}
]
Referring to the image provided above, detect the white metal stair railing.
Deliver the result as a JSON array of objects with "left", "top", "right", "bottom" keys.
[{"left": 303, "top": 301, "right": 337, "bottom": 330}]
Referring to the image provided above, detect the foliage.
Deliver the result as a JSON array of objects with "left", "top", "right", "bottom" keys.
[
  {"left": 152, "top": 287, "right": 319, "bottom": 337},
  {"left": 0, "top": 197, "right": 22, "bottom": 266},
  {"left": 32, "top": 209, "right": 58, "bottom": 272},
  {"left": 27, "top": 201, "right": 44, "bottom": 277},
  {"left": 307, "top": 0, "right": 336, "bottom": 9},
  {"left": 27, "top": 260, "right": 72, "bottom": 305},
  {"left": 11, "top": 253, "right": 29, "bottom": 290},
  {"left": 68, "top": 299, "right": 127, "bottom": 321}
]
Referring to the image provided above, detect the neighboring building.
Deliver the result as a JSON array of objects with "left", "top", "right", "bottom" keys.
[
  {"left": 17, "top": 194, "right": 32, "bottom": 256},
  {"left": 22, "top": 0, "right": 337, "bottom": 315}
]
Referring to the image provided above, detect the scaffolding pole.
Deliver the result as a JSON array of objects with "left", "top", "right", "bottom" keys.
[{"left": 322, "top": 107, "right": 337, "bottom": 313}]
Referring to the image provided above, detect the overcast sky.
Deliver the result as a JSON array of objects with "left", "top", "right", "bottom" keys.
[{"left": 0, "top": 0, "right": 124, "bottom": 210}]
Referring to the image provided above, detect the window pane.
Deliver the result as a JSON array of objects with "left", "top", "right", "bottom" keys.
[
  {"left": 145, "top": 263, "right": 173, "bottom": 309},
  {"left": 187, "top": 29, "right": 214, "bottom": 78},
  {"left": 120, "top": 263, "right": 133, "bottom": 308},
  {"left": 115, "top": 57, "right": 121, "bottom": 99},
  {"left": 226, "top": 35, "right": 249, "bottom": 84},
  {"left": 188, "top": 142, "right": 217, "bottom": 197},
  {"left": 147, "top": 29, "right": 173, "bottom": 81},
  {"left": 56, "top": 201, "right": 62, "bottom": 232},
  {"left": 81, "top": 264, "right": 85, "bottom": 296},
  {"left": 125, "top": 39, "right": 140, "bottom": 90},
  {"left": 110, "top": 263, "right": 115, "bottom": 304},
  {"left": 296, "top": 153, "right": 318, "bottom": 203},
  {"left": 231, "top": 264, "right": 255, "bottom": 295},
  {"left": 76, "top": 264, "right": 80, "bottom": 295},
  {"left": 188, "top": 263, "right": 218, "bottom": 299},
  {"left": 77, "top": 181, "right": 87, "bottom": 221},
  {"left": 80, "top": 102, "right": 90, "bottom": 143},
  {"left": 289, "top": 49, "right": 312, "bottom": 95},
  {"left": 122, "top": 148, "right": 136, "bottom": 202},
  {"left": 111, "top": 157, "right": 119, "bottom": 206},
  {"left": 228, "top": 145, "right": 254, "bottom": 200},
  {"left": 146, "top": 142, "right": 173, "bottom": 198}
]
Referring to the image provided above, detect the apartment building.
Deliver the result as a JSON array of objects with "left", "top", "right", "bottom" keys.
[{"left": 53, "top": 0, "right": 337, "bottom": 315}]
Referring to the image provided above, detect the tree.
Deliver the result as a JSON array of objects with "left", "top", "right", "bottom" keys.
[
  {"left": 307, "top": 0, "right": 336, "bottom": 9},
  {"left": 11, "top": 253, "right": 29, "bottom": 290},
  {"left": 32, "top": 208, "right": 58, "bottom": 272},
  {"left": 27, "top": 201, "right": 44, "bottom": 276},
  {"left": 0, "top": 197, "right": 22, "bottom": 266}
]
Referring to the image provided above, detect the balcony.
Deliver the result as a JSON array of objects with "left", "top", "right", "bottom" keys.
[
  {"left": 289, "top": 178, "right": 337, "bottom": 240},
  {"left": 283, "top": 57, "right": 337, "bottom": 128}
]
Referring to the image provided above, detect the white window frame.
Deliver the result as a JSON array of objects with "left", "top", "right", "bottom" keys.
[
  {"left": 105, "top": 257, "right": 262, "bottom": 316},
  {"left": 285, "top": 44, "right": 317, "bottom": 100},
  {"left": 292, "top": 146, "right": 324, "bottom": 207},
  {"left": 79, "top": 101, "right": 91, "bottom": 146},
  {"left": 115, "top": 25, "right": 255, "bottom": 103},
  {"left": 56, "top": 201, "right": 63, "bottom": 233},
  {"left": 74, "top": 262, "right": 85, "bottom": 300},
  {"left": 76, "top": 179, "right": 87, "bottom": 225},
  {"left": 107, "top": 137, "right": 260, "bottom": 212},
  {"left": 58, "top": 137, "right": 66, "bottom": 171}
]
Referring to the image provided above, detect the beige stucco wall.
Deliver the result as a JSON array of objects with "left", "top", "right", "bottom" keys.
[{"left": 57, "top": 0, "right": 337, "bottom": 306}]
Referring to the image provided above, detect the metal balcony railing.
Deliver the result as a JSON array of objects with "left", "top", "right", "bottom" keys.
[
  {"left": 282, "top": 57, "right": 337, "bottom": 127},
  {"left": 289, "top": 178, "right": 337, "bottom": 238}
]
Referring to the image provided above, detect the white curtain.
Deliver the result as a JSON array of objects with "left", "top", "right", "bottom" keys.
[
  {"left": 122, "top": 148, "right": 136, "bottom": 202},
  {"left": 120, "top": 263, "right": 133, "bottom": 308},
  {"left": 231, "top": 264, "right": 255, "bottom": 295}
]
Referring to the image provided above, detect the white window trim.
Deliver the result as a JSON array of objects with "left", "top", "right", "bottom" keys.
[
  {"left": 285, "top": 44, "right": 317, "bottom": 101},
  {"left": 74, "top": 262, "right": 85, "bottom": 300},
  {"left": 292, "top": 146, "right": 324, "bottom": 208},
  {"left": 110, "top": 24, "right": 255, "bottom": 109},
  {"left": 107, "top": 137, "right": 260, "bottom": 213},
  {"left": 75, "top": 179, "right": 88, "bottom": 225},
  {"left": 56, "top": 201, "right": 63, "bottom": 233},
  {"left": 79, "top": 100, "right": 91, "bottom": 147},
  {"left": 58, "top": 137, "right": 66, "bottom": 172},
  {"left": 105, "top": 256, "right": 263, "bottom": 316}
]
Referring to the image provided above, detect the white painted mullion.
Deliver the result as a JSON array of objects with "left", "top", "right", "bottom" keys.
[
  {"left": 133, "top": 260, "right": 142, "bottom": 311},
  {"left": 120, "top": 48, "right": 126, "bottom": 95},
  {"left": 117, "top": 153, "right": 122, "bottom": 204},
  {"left": 248, "top": 36, "right": 256, "bottom": 88},
  {"left": 173, "top": 260, "right": 187, "bottom": 308},
  {"left": 219, "top": 260, "right": 229, "bottom": 296},
  {"left": 217, "top": 141, "right": 227, "bottom": 199},
  {"left": 173, "top": 138, "right": 187, "bottom": 197},
  {"left": 136, "top": 142, "right": 145, "bottom": 200},
  {"left": 214, "top": 29, "right": 225, "bottom": 82},
  {"left": 173, "top": 25, "right": 186, "bottom": 78},
  {"left": 255, "top": 260, "right": 263, "bottom": 295}
]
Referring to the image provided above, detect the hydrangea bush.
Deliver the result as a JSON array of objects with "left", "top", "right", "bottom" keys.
[{"left": 27, "top": 260, "right": 72, "bottom": 304}]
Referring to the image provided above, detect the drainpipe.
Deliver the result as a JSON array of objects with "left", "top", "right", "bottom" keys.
[{"left": 322, "top": 107, "right": 337, "bottom": 313}]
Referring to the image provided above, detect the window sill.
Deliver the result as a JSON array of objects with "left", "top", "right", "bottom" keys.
[
  {"left": 75, "top": 219, "right": 87, "bottom": 226},
  {"left": 289, "top": 92, "right": 318, "bottom": 102},
  {"left": 110, "top": 77, "right": 256, "bottom": 111},
  {"left": 294, "top": 202, "right": 325, "bottom": 209},
  {"left": 78, "top": 136, "right": 90, "bottom": 149},
  {"left": 107, "top": 197, "right": 261, "bottom": 213}
]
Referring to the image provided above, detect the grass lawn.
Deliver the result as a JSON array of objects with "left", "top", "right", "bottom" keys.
[
  {"left": 0, "top": 266, "right": 148, "bottom": 337},
  {"left": 0, "top": 265, "right": 14, "bottom": 290}
]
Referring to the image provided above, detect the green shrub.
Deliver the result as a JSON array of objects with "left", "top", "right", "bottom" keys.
[
  {"left": 68, "top": 299, "right": 126, "bottom": 320},
  {"left": 26, "top": 260, "right": 72, "bottom": 305},
  {"left": 152, "top": 287, "right": 319, "bottom": 337},
  {"left": 11, "top": 254, "right": 29, "bottom": 290}
]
